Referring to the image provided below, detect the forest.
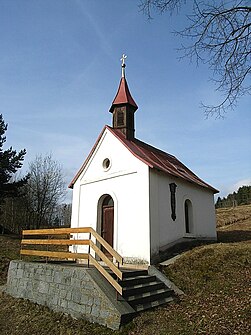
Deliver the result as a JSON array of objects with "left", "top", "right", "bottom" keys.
[{"left": 215, "top": 186, "right": 251, "bottom": 208}]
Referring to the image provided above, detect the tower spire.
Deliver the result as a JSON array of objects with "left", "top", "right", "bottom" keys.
[{"left": 109, "top": 54, "right": 138, "bottom": 140}]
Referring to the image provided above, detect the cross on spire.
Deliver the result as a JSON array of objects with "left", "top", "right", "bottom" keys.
[
  {"left": 120, "top": 53, "right": 127, "bottom": 77},
  {"left": 110, "top": 53, "right": 138, "bottom": 139}
]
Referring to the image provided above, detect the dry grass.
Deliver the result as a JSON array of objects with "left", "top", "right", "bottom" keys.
[
  {"left": 131, "top": 243, "right": 250, "bottom": 335},
  {"left": 216, "top": 203, "right": 251, "bottom": 228},
  {"left": 217, "top": 204, "right": 251, "bottom": 244},
  {"left": 0, "top": 206, "right": 250, "bottom": 335},
  {"left": 0, "top": 234, "right": 20, "bottom": 285}
]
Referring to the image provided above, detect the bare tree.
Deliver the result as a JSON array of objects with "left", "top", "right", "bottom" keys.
[
  {"left": 0, "top": 194, "right": 28, "bottom": 234},
  {"left": 54, "top": 203, "right": 72, "bottom": 227},
  {"left": 26, "top": 154, "right": 66, "bottom": 229},
  {"left": 140, "top": 0, "right": 251, "bottom": 118}
]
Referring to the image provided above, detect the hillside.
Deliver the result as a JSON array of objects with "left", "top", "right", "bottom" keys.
[
  {"left": 0, "top": 205, "right": 250, "bottom": 335},
  {"left": 216, "top": 204, "right": 251, "bottom": 228}
]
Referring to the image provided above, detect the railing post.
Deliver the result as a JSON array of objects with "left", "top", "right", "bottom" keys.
[
  {"left": 116, "top": 261, "right": 120, "bottom": 301},
  {"left": 87, "top": 232, "right": 91, "bottom": 268},
  {"left": 20, "top": 230, "right": 23, "bottom": 260},
  {"left": 46, "top": 234, "right": 49, "bottom": 263},
  {"left": 116, "top": 274, "right": 121, "bottom": 301}
]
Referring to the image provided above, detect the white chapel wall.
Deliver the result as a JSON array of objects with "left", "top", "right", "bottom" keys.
[
  {"left": 149, "top": 170, "right": 217, "bottom": 260},
  {"left": 70, "top": 129, "right": 151, "bottom": 264}
]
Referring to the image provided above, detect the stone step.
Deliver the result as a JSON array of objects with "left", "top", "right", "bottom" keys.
[
  {"left": 122, "top": 269, "right": 148, "bottom": 279},
  {"left": 108, "top": 269, "right": 148, "bottom": 280},
  {"left": 122, "top": 281, "right": 166, "bottom": 297},
  {"left": 133, "top": 296, "right": 174, "bottom": 312},
  {"left": 126, "top": 287, "right": 174, "bottom": 306},
  {"left": 119, "top": 275, "right": 156, "bottom": 287},
  {"left": 108, "top": 265, "right": 176, "bottom": 315}
]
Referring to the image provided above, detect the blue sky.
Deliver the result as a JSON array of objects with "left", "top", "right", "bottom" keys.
[{"left": 1, "top": 0, "right": 250, "bottom": 202}]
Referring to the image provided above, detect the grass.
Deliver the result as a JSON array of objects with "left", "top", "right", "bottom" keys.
[
  {"left": 0, "top": 205, "right": 250, "bottom": 334},
  {"left": 0, "top": 234, "right": 20, "bottom": 286},
  {"left": 216, "top": 204, "right": 251, "bottom": 228}
]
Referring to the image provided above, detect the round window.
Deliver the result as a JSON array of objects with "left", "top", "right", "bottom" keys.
[{"left": 102, "top": 158, "right": 111, "bottom": 170}]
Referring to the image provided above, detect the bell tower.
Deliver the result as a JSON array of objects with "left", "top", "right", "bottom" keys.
[{"left": 109, "top": 54, "right": 138, "bottom": 140}]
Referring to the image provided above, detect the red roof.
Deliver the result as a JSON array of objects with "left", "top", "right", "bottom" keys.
[
  {"left": 69, "top": 126, "right": 218, "bottom": 193},
  {"left": 109, "top": 77, "right": 138, "bottom": 113}
]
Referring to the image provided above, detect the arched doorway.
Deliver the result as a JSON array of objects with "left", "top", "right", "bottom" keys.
[
  {"left": 101, "top": 195, "right": 114, "bottom": 254},
  {"left": 184, "top": 199, "right": 193, "bottom": 234}
]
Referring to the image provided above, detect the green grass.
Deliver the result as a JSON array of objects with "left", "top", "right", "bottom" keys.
[{"left": 0, "top": 207, "right": 250, "bottom": 335}]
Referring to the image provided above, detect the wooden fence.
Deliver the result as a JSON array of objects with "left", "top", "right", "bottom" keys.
[{"left": 21, "top": 227, "right": 124, "bottom": 295}]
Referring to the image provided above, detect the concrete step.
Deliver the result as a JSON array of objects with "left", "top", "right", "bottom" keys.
[
  {"left": 122, "top": 281, "right": 166, "bottom": 297},
  {"left": 126, "top": 287, "right": 174, "bottom": 306}
]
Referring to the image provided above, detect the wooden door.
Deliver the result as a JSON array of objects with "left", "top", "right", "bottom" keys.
[{"left": 101, "top": 206, "right": 114, "bottom": 256}]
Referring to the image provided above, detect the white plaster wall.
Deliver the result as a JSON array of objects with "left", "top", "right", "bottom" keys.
[
  {"left": 70, "top": 128, "right": 150, "bottom": 263},
  {"left": 149, "top": 170, "right": 217, "bottom": 258}
]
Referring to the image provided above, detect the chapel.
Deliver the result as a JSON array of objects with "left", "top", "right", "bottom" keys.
[{"left": 69, "top": 55, "right": 218, "bottom": 264}]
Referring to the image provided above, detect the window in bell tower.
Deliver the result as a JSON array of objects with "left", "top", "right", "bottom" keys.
[{"left": 117, "top": 109, "right": 125, "bottom": 127}]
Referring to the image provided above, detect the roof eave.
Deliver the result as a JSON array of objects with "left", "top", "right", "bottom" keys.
[{"left": 68, "top": 126, "right": 108, "bottom": 189}]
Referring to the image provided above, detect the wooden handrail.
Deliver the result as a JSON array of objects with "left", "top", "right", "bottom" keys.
[
  {"left": 21, "top": 239, "right": 90, "bottom": 245},
  {"left": 91, "top": 228, "right": 123, "bottom": 264},
  {"left": 20, "top": 227, "right": 124, "bottom": 296},
  {"left": 22, "top": 227, "right": 91, "bottom": 235},
  {"left": 89, "top": 255, "right": 123, "bottom": 295},
  {"left": 21, "top": 249, "right": 89, "bottom": 260},
  {"left": 90, "top": 241, "right": 123, "bottom": 280},
  {"left": 22, "top": 227, "right": 123, "bottom": 265}
]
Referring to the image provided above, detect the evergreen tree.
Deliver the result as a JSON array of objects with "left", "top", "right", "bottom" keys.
[
  {"left": 236, "top": 186, "right": 251, "bottom": 205},
  {"left": 215, "top": 185, "right": 251, "bottom": 208},
  {"left": 0, "top": 114, "right": 28, "bottom": 208},
  {"left": 215, "top": 196, "right": 222, "bottom": 208}
]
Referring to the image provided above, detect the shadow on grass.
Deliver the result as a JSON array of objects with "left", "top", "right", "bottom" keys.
[
  {"left": 217, "top": 230, "right": 251, "bottom": 243},
  {"left": 158, "top": 240, "right": 214, "bottom": 262},
  {"left": 159, "top": 230, "right": 251, "bottom": 263}
]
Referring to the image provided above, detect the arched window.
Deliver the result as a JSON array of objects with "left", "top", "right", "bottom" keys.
[
  {"left": 102, "top": 195, "right": 114, "bottom": 207},
  {"left": 184, "top": 199, "right": 193, "bottom": 234}
]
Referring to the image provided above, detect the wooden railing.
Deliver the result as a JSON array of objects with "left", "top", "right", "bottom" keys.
[{"left": 20, "top": 227, "right": 124, "bottom": 295}]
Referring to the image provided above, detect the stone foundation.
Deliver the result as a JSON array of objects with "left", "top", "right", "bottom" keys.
[{"left": 6, "top": 260, "right": 135, "bottom": 330}]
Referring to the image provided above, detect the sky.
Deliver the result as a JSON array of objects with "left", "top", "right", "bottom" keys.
[{"left": 0, "top": 0, "right": 250, "bottom": 203}]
